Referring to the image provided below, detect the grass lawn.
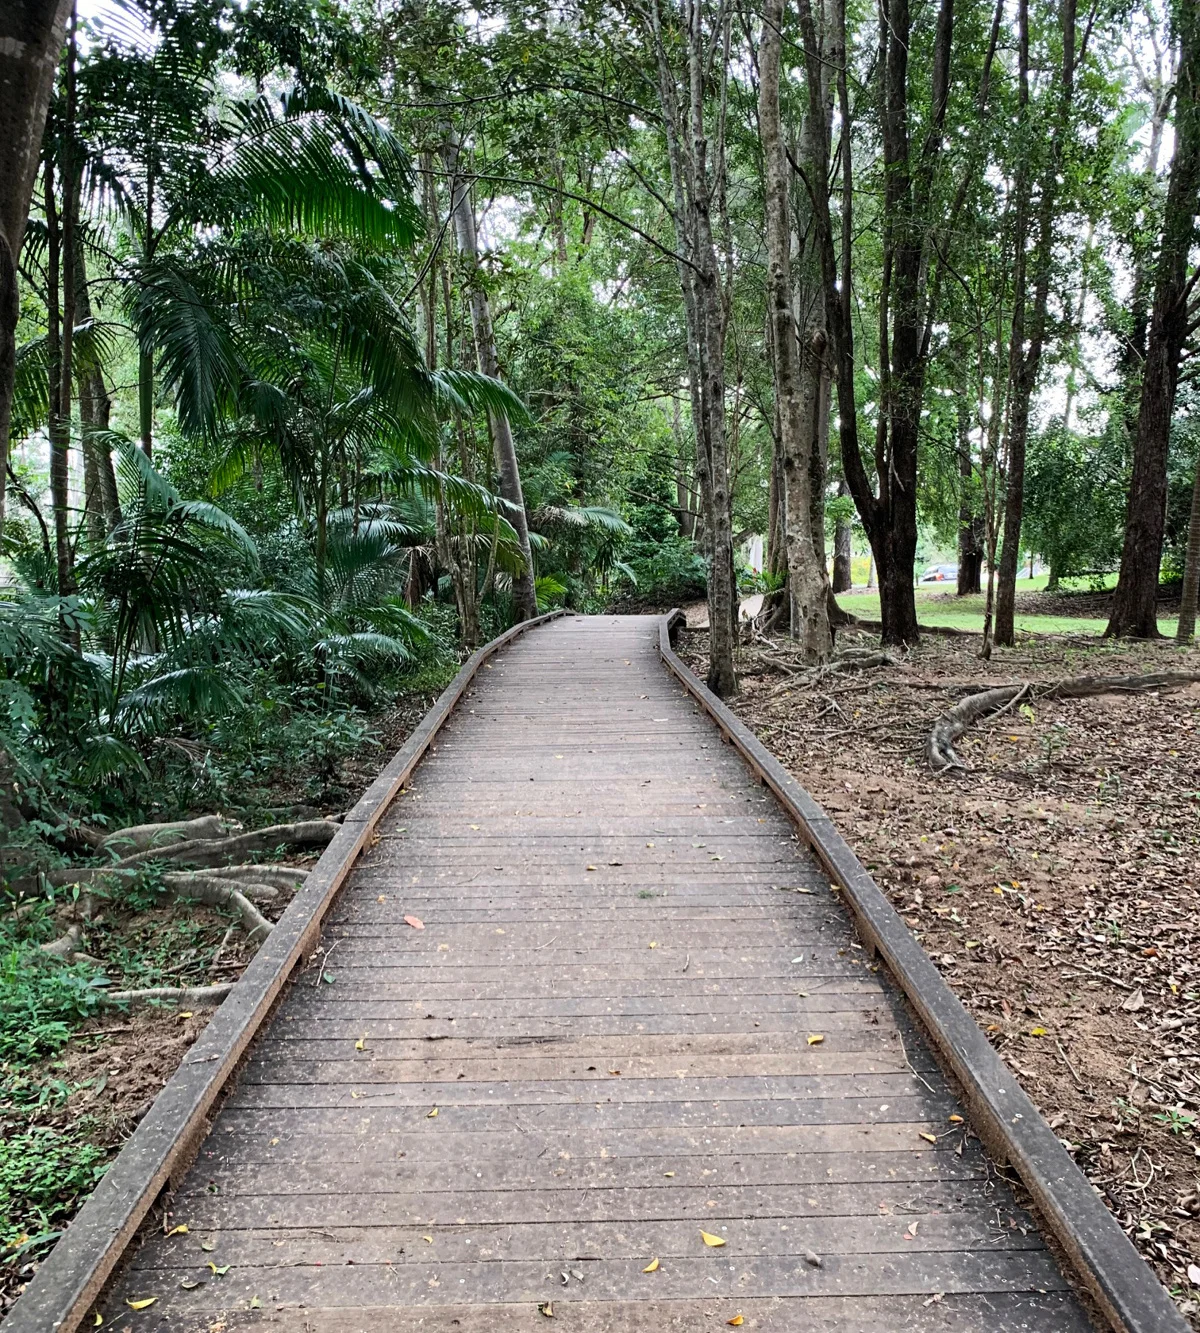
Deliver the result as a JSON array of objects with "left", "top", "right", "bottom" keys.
[{"left": 836, "top": 577, "right": 1181, "bottom": 638}]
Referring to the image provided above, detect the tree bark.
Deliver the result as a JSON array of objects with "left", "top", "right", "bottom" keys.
[
  {"left": 1108, "top": 2, "right": 1200, "bottom": 639},
  {"left": 832, "top": 483, "right": 853, "bottom": 592},
  {"left": 44, "top": 157, "right": 76, "bottom": 603},
  {"left": 0, "top": 0, "right": 73, "bottom": 542},
  {"left": 1177, "top": 447, "right": 1200, "bottom": 643},
  {"left": 760, "top": 0, "right": 830, "bottom": 662},
  {"left": 645, "top": 0, "right": 737, "bottom": 695},
  {"left": 995, "top": 0, "right": 1078, "bottom": 645},
  {"left": 75, "top": 237, "right": 121, "bottom": 535},
  {"left": 956, "top": 401, "right": 982, "bottom": 594},
  {"left": 442, "top": 137, "right": 538, "bottom": 623}
]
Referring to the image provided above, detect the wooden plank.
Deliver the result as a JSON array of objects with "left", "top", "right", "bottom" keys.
[
  {"left": 2, "top": 611, "right": 566, "bottom": 1333},
  {"left": 657, "top": 610, "right": 1178, "bottom": 1333},
  {"left": 83, "top": 615, "right": 1103, "bottom": 1332}
]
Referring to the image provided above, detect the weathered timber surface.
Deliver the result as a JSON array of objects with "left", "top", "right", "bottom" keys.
[{"left": 97, "top": 616, "right": 1094, "bottom": 1331}]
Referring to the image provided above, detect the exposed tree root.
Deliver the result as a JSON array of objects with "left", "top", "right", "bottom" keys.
[
  {"left": 161, "top": 877, "right": 274, "bottom": 940},
  {"left": 39, "top": 922, "right": 84, "bottom": 957},
  {"left": 104, "top": 983, "right": 234, "bottom": 1007},
  {"left": 188, "top": 864, "right": 309, "bottom": 888},
  {"left": 100, "top": 814, "right": 233, "bottom": 854},
  {"left": 115, "top": 819, "right": 337, "bottom": 870},
  {"left": 927, "top": 671, "right": 1200, "bottom": 770}
]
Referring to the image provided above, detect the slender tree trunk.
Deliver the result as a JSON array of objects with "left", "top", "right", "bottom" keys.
[
  {"left": 646, "top": 0, "right": 736, "bottom": 694},
  {"left": 45, "top": 159, "right": 75, "bottom": 602},
  {"left": 0, "top": 0, "right": 73, "bottom": 542},
  {"left": 1177, "top": 449, "right": 1200, "bottom": 642},
  {"left": 760, "top": 0, "right": 829, "bottom": 662},
  {"left": 832, "top": 484, "right": 853, "bottom": 591},
  {"left": 1108, "top": 3, "right": 1200, "bottom": 638},
  {"left": 956, "top": 401, "right": 982, "bottom": 595},
  {"left": 442, "top": 137, "right": 537, "bottom": 622},
  {"left": 995, "top": 0, "right": 1077, "bottom": 645},
  {"left": 74, "top": 241, "right": 120, "bottom": 535}
]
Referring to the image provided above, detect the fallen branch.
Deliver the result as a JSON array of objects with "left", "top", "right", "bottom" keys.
[
  {"left": 927, "top": 671, "right": 1200, "bottom": 769},
  {"left": 104, "top": 983, "right": 233, "bottom": 1007}
]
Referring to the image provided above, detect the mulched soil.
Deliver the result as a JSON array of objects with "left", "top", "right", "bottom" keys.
[{"left": 681, "top": 623, "right": 1200, "bottom": 1324}]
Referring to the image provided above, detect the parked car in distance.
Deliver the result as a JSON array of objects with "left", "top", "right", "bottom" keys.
[{"left": 919, "top": 564, "right": 959, "bottom": 583}]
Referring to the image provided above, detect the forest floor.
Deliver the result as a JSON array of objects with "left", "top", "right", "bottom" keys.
[
  {"left": 0, "top": 684, "right": 447, "bottom": 1316},
  {"left": 679, "top": 621, "right": 1200, "bottom": 1324}
]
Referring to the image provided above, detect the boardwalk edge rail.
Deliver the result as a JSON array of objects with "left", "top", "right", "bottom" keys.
[
  {"left": 8, "top": 610, "right": 565, "bottom": 1333},
  {"left": 658, "top": 609, "right": 1187, "bottom": 1333}
]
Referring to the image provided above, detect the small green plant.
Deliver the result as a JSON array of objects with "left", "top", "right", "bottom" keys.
[
  {"left": 0, "top": 1122, "right": 108, "bottom": 1253},
  {"left": 1152, "top": 1106, "right": 1196, "bottom": 1136}
]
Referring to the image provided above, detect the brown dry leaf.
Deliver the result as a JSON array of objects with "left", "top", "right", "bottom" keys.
[
  {"left": 642, "top": 1258, "right": 660, "bottom": 1273},
  {"left": 700, "top": 1230, "right": 726, "bottom": 1247},
  {"left": 806, "top": 1034, "right": 824, "bottom": 1046},
  {"left": 804, "top": 1250, "right": 823, "bottom": 1268},
  {"left": 404, "top": 915, "right": 425, "bottom": 930}
]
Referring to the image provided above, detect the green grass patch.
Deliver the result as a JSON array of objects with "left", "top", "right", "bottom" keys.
[{"left": 836, "top": 579, "right": 1179, "bottom": 638}]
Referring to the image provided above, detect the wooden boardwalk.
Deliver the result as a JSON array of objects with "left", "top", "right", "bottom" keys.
[{"left": 104, "top": 615, "right": 1091, "bottom": 1331}]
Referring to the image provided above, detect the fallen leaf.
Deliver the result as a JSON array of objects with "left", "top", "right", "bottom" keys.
[
  {"left": 643, "top": 1258, "right": 660, "bottom": 1273},
  {"left": 94, "top": 1317, "right": 103, "bottom": 1327},
  {"left": 728, "top": 1317, "right": 745, "bottom": 1326},
  {"left": 180, "top": 1279, "right": 202, "bottom": 1290},
  {"left": 427, "top": 1106, "right": 438, "bottom": 1117},
  {"left": 700, "top": 1230, "right": 726, "bottom": 1247},
  {"left": 919, "top": 1132, "right": 937, "bottom": 1144},
  {"left": 948, "top": 1115, "right": 963, "bottom": 1124},
  {"left": 126, "top": 1298, "right": 156, "bottom": 1310},
  {"left": 807, "top": 1034, "right": 824, "bottom": 1046},
  {"left": 178, "top": 1011, "right": 193, "bottom": 1019},
  {"left": 924, "top": 1293, "right": 944, "bottom": 1307},
  {"left": 377, "top": 895, "right": 387, "bottom": 903},
  {"left": 200, "top": 1240, "right": 216, "bottom": 1252},
  {"left": 1188, "top": 1263, "right": 1200, "bottom": 1285},
  {"left": 404, "top": 915, "right": 424, "bottom": 930},
  {"left": 648, "top": 941, "right": 658, "bottom": 949},
  {"left": 422, "top": 1235, "right": 433, "bottom": 1243},
  {"left": 538, "top": 1302, "right": 555, "bottom": 1317},
  {"left": 663, "top": 1171, "right": 675, "bottom": 1177},
  {"left": 355, "top": 1035, "right": 367, "bottom": 1051},
  {"left": 804, "top": 1250, "right": 823, "bottom": 1268},
  {"left": 166, "top": 1224, "right": 188, "bottom": 1237},
  {"left": 208, "top": 1263, "right": 230, "bottom": 1276},
  {"left": 1029, "top": 1026, "right": 1047, "bottom": 1036},
  {"left": 1121, "top": 990, "right": 1145, "bottom": 1012},
  {"left": 250, "top": 1295, "right": 261, "bottom": 1309},
  {"left": 586, "top": 865, "right": 597, "bottom": 871}
]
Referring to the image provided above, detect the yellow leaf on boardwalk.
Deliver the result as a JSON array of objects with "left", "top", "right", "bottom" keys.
[
  {"left": 126, "top": 1298, "right": 156, "bottom": 1310},
  {"left": 700, "top": 1230, "right": 726, "bottom": 1247},
  {"left": 642, "top": 1258, "right": 660, "bottom": 1272},
  {"left": 807, "top": 1034, "right": 824, "bottom": 1046},
  {"left": 166, "top": 1224, "right": 188, "bottom": 1236},
  {"left": 355, "top": 1035, "right": 367, "bottom": 1051},
  {"left": 728, "top": 1317, "right": 745, "bottom": 1326}
]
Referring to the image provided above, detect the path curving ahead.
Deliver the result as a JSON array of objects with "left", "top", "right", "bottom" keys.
[{"left": 103, "top": 615, "right": 1090, "bottom": 1330}]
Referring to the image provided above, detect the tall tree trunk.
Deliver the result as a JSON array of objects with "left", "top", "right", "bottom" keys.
[
  {"left": 45, "top": 158, "right": 75, "bottom": 602},
  {"left": 646, "top": 0, "right": 736, "bottom": 695},
  {"left": 760, "top": 0, "right": 829, "bottom": 661},
  {"left": 1108, "top": 2, "right": 1200, "bottom": 638},
  {"left": 0, "top": 0, "right": 73, "bottom": 542},
  {"left": 995, "top": 0, "right": 1078, "bottom": 645},
  {"left": 442, "top": 137, "right": 537, "bottom": 622},
  {"left": 75, "top": 239, "right": 120, "bottom": 535},
  {"left": 956, "top": 400, "right": 982, "bottom": 594},
  {"left": 832, "top": 483, "right": 853, "bottom": 592},
  {"left": 1177, "top": 448, "right": 1200, "bottom": 643}
]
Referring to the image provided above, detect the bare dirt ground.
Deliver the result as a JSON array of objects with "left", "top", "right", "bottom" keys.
[{"left": 681, "top": 623, "right": 1200, "bottom": 1324}]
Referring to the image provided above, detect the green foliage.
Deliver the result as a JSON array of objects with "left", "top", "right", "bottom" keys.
[{"left": 0, "top": 1123, "right": 108, "bottom": 1252}]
